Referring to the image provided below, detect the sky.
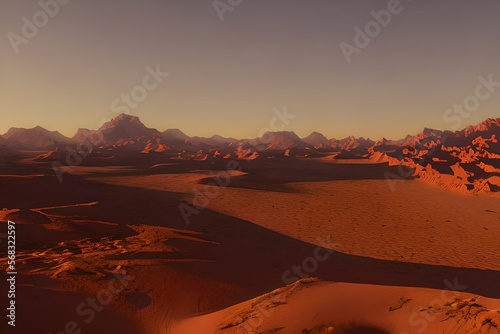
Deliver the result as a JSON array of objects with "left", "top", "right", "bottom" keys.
[{"left": 1, "top": 0, "right": 499, "bottom": 140}]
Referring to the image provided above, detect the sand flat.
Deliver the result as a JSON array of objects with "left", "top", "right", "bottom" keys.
[{"left": 90, "top": 173, "right": 500, "bottom": 271}]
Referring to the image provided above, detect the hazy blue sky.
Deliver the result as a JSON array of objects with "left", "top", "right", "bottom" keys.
[{"left": 1, "top": 0, "right": 499, "bottom": 139}]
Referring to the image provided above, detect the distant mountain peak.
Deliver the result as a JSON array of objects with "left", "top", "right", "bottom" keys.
[
  {"left": 2, "top": 126, "right": 71, "bottom": 149},
  {"left": 304, "top": 131, "right": 327, "bottom": 139},
  {"left": 307, "top": 131, "right": 325, "bottom": 137},
  {"left": 261, "top": 130, "right": 299, "bottom": 138},
  {"left": 96, "top": 114, "right": 160, "bottom": 147},
  {"left": 251, "top": 131, "right": 311, "bottom": 150},
  {"left": 162, "top": 128, "right": 190, "bottom": 141},
  {"left": 463, "top": 117, "right": 500, "bottom": 137},
  {"left": 115, "top": 113, "right": 138, "bottom": 121},
  {"left": 210, "top": 134, "right": 237, "bottom": 143},
  {"left": 422, "top": 127, "right": 443, "bottom": 136},
  {"left": 101, "top": 113, "right": 144, "bottom": 129},
  {"left": 302, "top": 132, "right": 330, "bottom": 148}
]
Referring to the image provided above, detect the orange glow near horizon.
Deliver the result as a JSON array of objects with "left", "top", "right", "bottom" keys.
[{"left": 1, "top": 1, "right": 499, "bottom": 140}]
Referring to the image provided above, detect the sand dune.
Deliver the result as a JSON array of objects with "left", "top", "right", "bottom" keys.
[{"left": 172, "top": 278, "right": 500, "bottom": 334}]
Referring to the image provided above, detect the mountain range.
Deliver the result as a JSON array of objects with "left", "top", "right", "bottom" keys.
[
  {"left": 1, "top": 114, "right": 498, "bottom": 155},
  {"left": 1, "top": 113, "right": 499, "bottom": 194}
]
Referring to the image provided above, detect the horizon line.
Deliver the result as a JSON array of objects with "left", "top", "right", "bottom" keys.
[{"left": 1, "top": 113, "right": 499, "bottom": 142}]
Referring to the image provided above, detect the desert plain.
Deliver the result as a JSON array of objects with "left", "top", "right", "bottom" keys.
[{"left": 0, "top": 151, "right": 499, "bottom": 334}]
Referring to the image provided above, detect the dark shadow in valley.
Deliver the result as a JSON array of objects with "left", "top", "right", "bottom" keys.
[{"left": 1, "top": 161, "right": 496, "bottom": 322}]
